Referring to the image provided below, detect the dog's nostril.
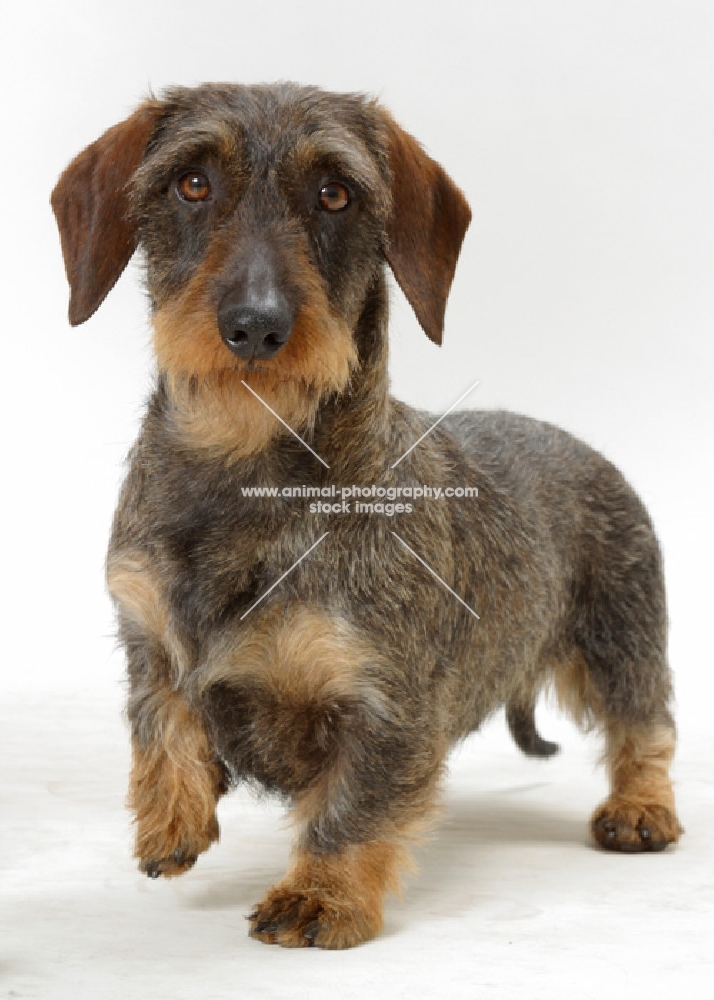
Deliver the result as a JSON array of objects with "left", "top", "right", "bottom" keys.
[
  {"left": 217, "top": 298, "right": 294, "bottom": 360},
  {"left": 228, "top": 329, "right": 284, "bottom": 349}
]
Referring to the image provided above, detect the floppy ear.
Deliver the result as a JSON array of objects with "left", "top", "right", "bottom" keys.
[
  {"left": 51, "top": 104, "right": 159, "bottom": 326},
  {"left": 384, "top": 117, "right": 472, "bottom": 345}
]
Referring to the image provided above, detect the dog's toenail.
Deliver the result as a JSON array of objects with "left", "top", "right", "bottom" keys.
[{"left": 303, "top": 921, "right": 320, "bottom": 942}]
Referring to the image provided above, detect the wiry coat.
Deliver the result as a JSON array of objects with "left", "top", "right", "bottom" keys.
[{"left": 52, "top": 83, "right": 682, "bottom": 949}]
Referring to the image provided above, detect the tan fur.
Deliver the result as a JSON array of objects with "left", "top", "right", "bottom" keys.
[
  {"left": 129, "top": 692, "right": 224, "bottom": 876},
  {"left": 106, "top": 551, "right": 190, "bottom": 682},
  {"left": 606, "top": 722, "right": 678, "bottom": 809},
  {"left": 200, "top": 604, "right": 390, "bottom": 712},
  {"left": 549, "top": 655, "right": 682, "bottom": 849},
  {"left": 591, "top": 723, "right": 683, "bottom": 850},
  {"left": 109, "top": 554, "right": 226, "bottom": 872},
  {"left": 249, "top": 838, "right": 413, "bottom": 949},
  {"left": 153, "top": 252, "right": 357, "bottom": 460},
  {"left": 106, "top": 552, "right": 169, "bottom": 643}
]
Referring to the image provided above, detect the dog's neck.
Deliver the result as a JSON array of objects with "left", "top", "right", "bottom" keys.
[{"left": 312, "top": 272, "right": 393, "bottom": 475}]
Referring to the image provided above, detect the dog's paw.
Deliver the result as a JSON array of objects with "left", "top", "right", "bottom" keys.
[
  {"left": 136, "top": 814, "right": 220, "bottom": 879},
  {"left": 248, "top": 884, "right": 381, "bottom": 950},
  {"left": 591, "top": 799, "right": 682, "bottom": 853},
  {"left": 140, "top": 847, "right": 200, "bottom": 879}
]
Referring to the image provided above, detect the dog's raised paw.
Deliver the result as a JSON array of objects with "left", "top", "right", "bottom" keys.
[
  {"left": 248, "top": 886, "right": 379, "bottom": 950},
  {"left": 140, "top": 848, "right": 198, "bottom": 879},
  {"left": 135, "top": 811, "right": 220, "bottom": 879},
  {"left": 591, "top": 800, "right": 682, "bottom": 853}
]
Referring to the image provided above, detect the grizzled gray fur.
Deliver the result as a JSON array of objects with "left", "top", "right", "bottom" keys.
[{"left": 51, "top": 83, "right": 682, "bottom": 950}]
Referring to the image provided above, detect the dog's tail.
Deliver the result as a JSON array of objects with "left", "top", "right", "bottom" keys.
[{"left": 506, "top": 700, "right": 559, "bottom": 758}]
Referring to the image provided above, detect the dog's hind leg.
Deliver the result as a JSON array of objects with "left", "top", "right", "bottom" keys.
[
  {"left": 591, "top": 717, "right": 682, "bottom": 852},
  {"left": 557, "top": 493, "right": 683, "bottom": 852},
  {"left": 555, "top": 648, "right": 682, "bottom": 852}
]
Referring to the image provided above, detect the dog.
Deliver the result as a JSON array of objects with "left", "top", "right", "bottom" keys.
[{"left": 51, "top": 83, "right": 682, "bottom": 949}]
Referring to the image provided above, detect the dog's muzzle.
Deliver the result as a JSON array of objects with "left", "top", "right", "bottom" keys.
[{"left": 217, "top": 252, "right": 294, "bottom": 361}]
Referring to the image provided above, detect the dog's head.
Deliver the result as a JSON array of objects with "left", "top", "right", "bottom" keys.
[{"left": 52, "top": 84, "right": 470, "bottom": 450}]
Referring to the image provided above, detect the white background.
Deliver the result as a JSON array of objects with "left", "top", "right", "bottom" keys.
[
  {"left": 2, "top": 0, "right": 713, "bottom": 715},
  {"left": 1, "top": 2, "right": 712, "bottom": 997}
]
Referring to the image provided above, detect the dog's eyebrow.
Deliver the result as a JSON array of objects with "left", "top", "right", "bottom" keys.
[
  {"left": 291, "top": 131, "right": 384, "bottom": 193},
  {"left": 133, "top": 122, "right": 243, "bottom": 187}
]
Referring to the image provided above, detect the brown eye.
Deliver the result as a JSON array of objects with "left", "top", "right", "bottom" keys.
[
  {"left": 177, "top": 171, "right": 211, "bottom": 202},
  {"left": 318, "top": 181, "right": 350, "bottom": 212}
]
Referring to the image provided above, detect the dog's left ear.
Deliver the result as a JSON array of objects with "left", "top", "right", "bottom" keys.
[
  {"left": 383, "top": 116, "right": 472, "bottom": 345},
  {"left": 51, "top": 103, "right": 160, "bottom": 326}
]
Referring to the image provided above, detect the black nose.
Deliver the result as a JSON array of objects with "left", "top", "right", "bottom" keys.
[
  {"left": 217, "top": 246, "right": 294, "bottom": 360},
  {"left": 217, "top": 292, "right": 294, "bottom": 361}
]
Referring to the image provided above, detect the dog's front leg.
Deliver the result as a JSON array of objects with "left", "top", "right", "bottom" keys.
[
  {"left": 248, "top": 838, "right": 411, "bottom": 950},
  {"left": 128, "top": 681, "right": 227, "bottom": 878},
  {"left": 108, "top": 551, "right": 227, "bottom": 877},
  {"left": 249, "top": 732, "right": 443, "bottom": 949}
]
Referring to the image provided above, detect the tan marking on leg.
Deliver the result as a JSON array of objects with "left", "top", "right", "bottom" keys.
[
  {"left": 591, "top": 722, "right": 683, "bottom": 852},
  {"left": 107, "top": 551, "right": 191, "bottom": 683},
  {"left": 130, "top": 692, "right": 225, "bottom": 877},
  {"left": 204, "top": 603, "right": 440, "bottom": 946},
  {"left": 249, "top": 839, "right": 413, "bottom": 949},
  {"left": 106, "top": 552, "right": 169, "bottom": 641}
]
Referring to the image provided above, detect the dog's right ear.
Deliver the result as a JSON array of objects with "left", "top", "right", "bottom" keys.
[{"left": 51, "top": 103, "right": 160, "bottom": 326}]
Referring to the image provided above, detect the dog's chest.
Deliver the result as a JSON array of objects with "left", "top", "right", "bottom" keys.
[
  {"left": 197, "top": 604, "right": 390, "bottom": 799},
  {"left": 147, "top": 454, "right": 320, "bottom": 636}
]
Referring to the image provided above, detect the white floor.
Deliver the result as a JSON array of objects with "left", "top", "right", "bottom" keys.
[{"left": 1, "top": 695, "right": 711, "bottom": 1000}]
